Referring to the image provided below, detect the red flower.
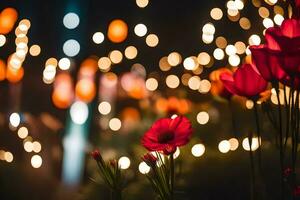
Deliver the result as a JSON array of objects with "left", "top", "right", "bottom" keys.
[
  {"left": 255, "top": 19, "right": 300, "bottom": 76},
  {"left": 220, "top": 64, "right": 268, "bottom": 99},
  {"left": 142, "top": 153, "right": 157, "bottom": 167},
  {"left": 141, "top": 116, "right": 192, "bottom": 154},
  {"left": 91, "top": 149, "right": 102, "bottom": 161},
  {"left": 250, "top": 45, "right": 287, "bottom": 82}
]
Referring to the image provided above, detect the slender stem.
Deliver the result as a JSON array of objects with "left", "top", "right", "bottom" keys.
[
  {"left": 229, "top": 100, "right": 238, "bottom": 137},
  {"left": 254, "top": 102, "right": 262, "bottom": 173},
  {"left": 276, "top": 87, "right": 285, "bottom": 200},
  {"left": 248, "top": 131, "right": 256, "bottom": 200},
  {"left": 170, "top": 153, "right": 174, "bottom": 200}
]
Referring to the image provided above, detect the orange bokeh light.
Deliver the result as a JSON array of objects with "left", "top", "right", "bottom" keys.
[
  {"left": 52, "top": 73, "right": 74, "bottom": 109},
  {"left": 75, "top": 79, "right": 96, "bottom": 103},
  {"left": 0, "top": 59, "right": 6, "bottom": 81},
  {"left": 107, "top": 19, "right": 128, "bottom": 43},
  {"left": 6, "top": 66, "right": 23, "bottom": 83},
  {"left": 0, "top": 8, "right": 18, "bottom": 34}
]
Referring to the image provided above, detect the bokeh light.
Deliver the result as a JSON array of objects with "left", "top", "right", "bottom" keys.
[
  {"left": 70, "top": 101, "right": 89, "bottom": 125},
  {"left": 92, "top": 32, "right": 105, "bottom": 44},
  {"left": 63, "top": 39, "right": 80, "bottom": 57},
  {"left": 218, "top": 140, "right": 230, "bottom": 153},
  {"left": 191, "top": 144, "right": 205, "bottom": 157},
  {"left": 197, "top": 111, "right": 209, "bottom": 125},
  {"left": 31, "top": 155, "right": 42, "bottom": 168},
  {"left": 134, "top": 24, "right": 147, "bottom": 37},
  {"left": 63, "top": 12, "right": 80, "bottom": 29},
  {"left": 118, "top": 156, "right": 130, "bottom": 169}
]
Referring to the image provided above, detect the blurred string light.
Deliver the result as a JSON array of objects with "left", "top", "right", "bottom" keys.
[
  {"left": 32, "top": 141, "right": 42, "bottom": 153},
  {"left": 145, "top": 77, "right": 158, "bottom": 91},
  {"left": 134, "top": 23, "right": 147, "bottom": 37},
  {"left": 118, "top": 156, "right": 131, "bottom": 169},
  {"left": 0, "top": 34, "right": 6, "bottom": 47},
  {"left": 92, "top": 32, "right": 104, "bottom": 44},
  {"left": 1, "top": 151, "right": 14, "bottom": 163},
  {"left": 31, "top": 154, "right": 42, "bottom": 168},
  {"left": 63, "top": 39, "right": 80, "bottom": 57},
  {"left": 98, "top": 101, "right": 112, "bottom": 115},
  {"left": 167, "top": 52, "right": 182, "bottom": 66},
  {"left": 9, "top": 112, "right": 20, "bottom": 128},
  {"left": 109, "top": 118, "right": 122, "bottom": 131},
  {"left": 183, "top": 56, "right": 198, "bottom": 70},
  {"left": 70, "top": 101, "right": 89, "bottom": 125},
  {"left": 197, "top": 52, "right": 210, "bottom": 66},
  {"left": 139, "top": 162, "right": 150, "bottom": 174},
  {"left": 166, "top": 74, "right": 180, "bottom": 89},
  {"left": 274, "top": 14, "right": 284, "bottom": 25},
  {"left": 218, "top": 140, "right": 231, "bottom": 153},
  {"left": 136, "top": 0, "right": 149, "bottom": 8},
  {"left": 124, "top": 46, "right": 138, "bottom": 59},
  {"left": 191, "top": 144, "right": 205, "bottom": 157},
  {"left": 202, "top": 23, "right": 215, "bottom": 44},
  {"left": 159, "top": 56, "right": 171, "bottom": 71},
  {"left": 107, "top": 19, "right": 128, "bottom": 43},
  {"left": 213, "top": 48, "right": 225, "bottom": 60},
  {"left": 188, "top": 76, "right": 201, "bottom": 90},
  {"left": 146, "top": 34, "right": 159, "bottom": 47},
  {"left": 228, "top": 138, "right": 239, "bottom": 151},
  {"left": 248, "top": 34, "right": 261, "bottom": 45},
  {"left": 63, "top": 12, "right": 80, "bottom": 29},
  {"left": 58, "top": 57, "right": 71, "bottom": 70},
  {"left": 43, "top": 58, "right": 57, "bottom": 84},
  {"left": 98, "top": 56, "right": 111, "bottom": 72},
  {"left": 210, "top": 8, "right": 223, "bottom": 20},
  {"left": 242, "top": 137, "right": 260, "bottom": 151},
  {"left": 17, "top": 126, "right": 28, "bottom": 139},
  {"left": 197, "top": 111, "right": 209, "bottom": 125},
  {"left": 29, "top": 44, "right": 41, "bottom": 56},
  {"left": 263, "top": 17, "right": 274, "bottom": 28},
  {"left": 109, "top": 50, "right": 123, "bottom": 64}
]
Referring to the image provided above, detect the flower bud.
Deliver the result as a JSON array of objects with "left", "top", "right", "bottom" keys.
[
  {"left": 91, "top": 149, "right": 102, "bottom": 161},
  {"left": 142, "top": 153, "right": 157, "bottom": 167}
]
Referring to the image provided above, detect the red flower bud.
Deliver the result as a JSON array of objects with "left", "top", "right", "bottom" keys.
[
  {"left": 163, "top": 145, "right": 176, "bottom": 155},
  {"left": 142, "top": 153, "right": 157, "bottom": 167},
  {"left": 91, "top": 149, "right": 102, "bottom": 161},
  {"left": 109, "top": 159, "right": 118, "bottom": 167}
]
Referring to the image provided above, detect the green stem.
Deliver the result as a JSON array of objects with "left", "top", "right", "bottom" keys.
[
  {"left": 248, "top": 131, "right": 256, "bottom": 200},
  {"left": 275, "top": 87, "right": 285, "bottom": 200},
  {"left": 170, "top": 153, "right": 174, "bottom": 200},
  {"left": 254, "top": 102, "right": 262, "bottom": 173}
]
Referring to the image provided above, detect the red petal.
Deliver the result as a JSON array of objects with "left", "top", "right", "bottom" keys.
[
  {"left": 220, "top": 72, "right": 240, "bottom": 96},
  {"left": 250, "top": 45, "right": 287, "bottom": 81},
  {"left": 234, "top": 64, "right": 268, "bottom": 97}
]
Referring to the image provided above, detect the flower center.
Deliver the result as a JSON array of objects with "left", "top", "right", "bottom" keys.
[{"left": 158, "top": 131, "right": 174, "bottom": 143}]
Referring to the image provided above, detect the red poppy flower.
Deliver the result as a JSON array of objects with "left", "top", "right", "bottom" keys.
[
  {"left": 141, "top": 116, "right": 192, "bottom": 154},
  {"left": 250, "top": 45, "right": 287, "bottom": 82},
  {"left": 220, "top": 64, "right": 268, "bottom": 99},
  {"left": 255, "top": 19, "right": 300, "bottom": 76}
]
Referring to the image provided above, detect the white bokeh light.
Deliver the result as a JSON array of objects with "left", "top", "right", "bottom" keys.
[
  {"left": 118, "top": 156, "right": 131, "bottom": 169},
  {"left": 191, "top": 144, "right": 205, "bottom": 157},
  {"left": 63, "top": 39, "right": 80, "bottom": 57},
  {"left": 9, "top": 113, "right": 21, "bottom": 128},
  {"left": 63, "top": 13, "right": 80, "bottom": 29},
  {"left": 139, "top": 162, "right": 151, "bottom": 174},
  {"left": 70, "top": 101, "right": 89, "bottom": 125},
  {"left": 31, "top": 155, "right": 42, "bottom": 168}
]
